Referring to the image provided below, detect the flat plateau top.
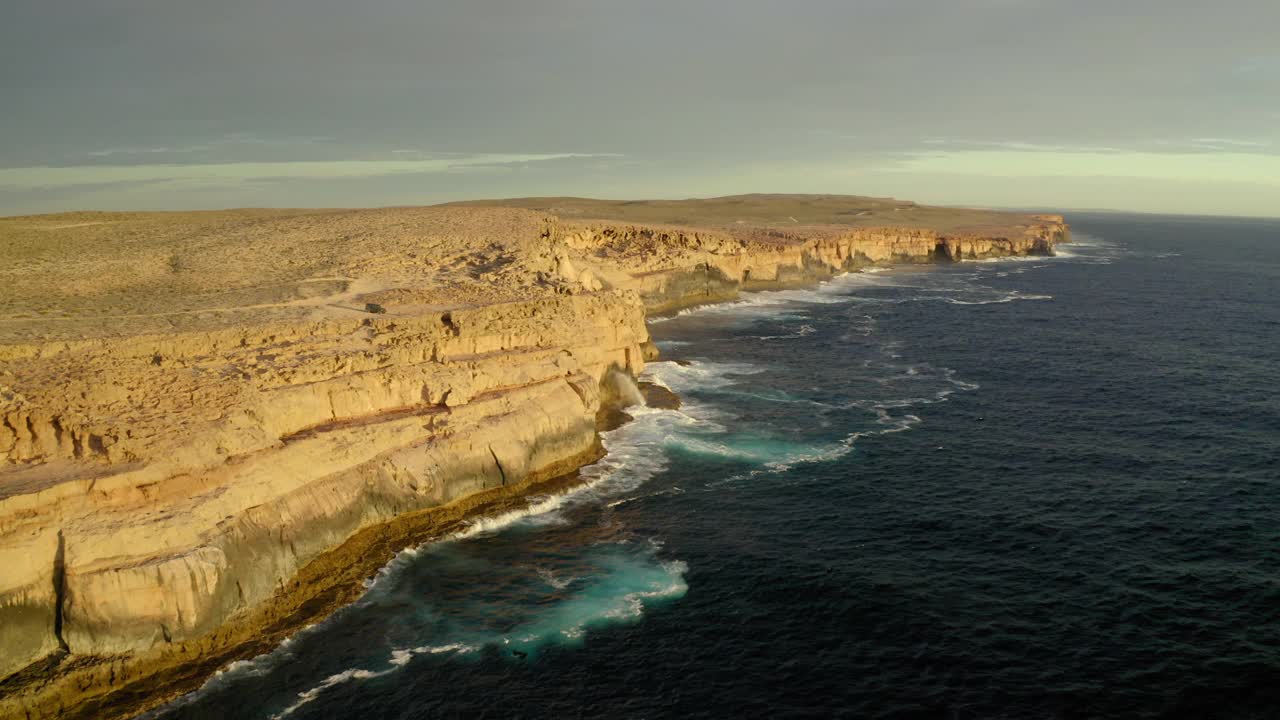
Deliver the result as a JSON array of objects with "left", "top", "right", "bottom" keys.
[
  {"left": 444, "top": 194, "right": 1048, "bottom": 236},
  {"left": 0, "top": 195, "right": 1052, "bottom": 344}
]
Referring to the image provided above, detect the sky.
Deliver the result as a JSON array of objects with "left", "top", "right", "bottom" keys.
[{"left": 2, "top": 0, "right": 1278, "bottom": 216}]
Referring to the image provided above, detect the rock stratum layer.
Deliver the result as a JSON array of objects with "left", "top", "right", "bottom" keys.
[{"left": 0, "top": 194, "right": 1067, "bottom": 718}]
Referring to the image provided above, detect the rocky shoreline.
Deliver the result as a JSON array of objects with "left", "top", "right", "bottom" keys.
[{"left": 0, "top": 196, "right": 1067, "bottom": 718}]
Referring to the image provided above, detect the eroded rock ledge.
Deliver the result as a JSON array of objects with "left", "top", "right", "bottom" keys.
[{"left": 0, "top": 196, "right": 1067, "bottom": 718}]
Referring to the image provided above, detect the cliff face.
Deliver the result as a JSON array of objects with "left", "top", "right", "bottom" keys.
[
  {"left": 0, "top": 292, "right": 648, "bottom": 680},
  {"left": 0, "top": 198, "right": 1067, "bottom": 718},
  {"left": 558, "top": 219, "right": 1070, "bottom": 314}
]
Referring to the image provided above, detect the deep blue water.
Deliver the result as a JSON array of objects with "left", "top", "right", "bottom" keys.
[{"left": 151, "top": 214, "right": 1280, "bottom": 719}]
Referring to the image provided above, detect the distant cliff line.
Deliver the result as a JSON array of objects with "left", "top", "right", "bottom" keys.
[{"left": 0, "top": 199, "right": 1068, "bottom": 719}]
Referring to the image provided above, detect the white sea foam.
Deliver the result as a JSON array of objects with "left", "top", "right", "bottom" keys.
[
  {"left": 386, "top": 642, "right": 479, "bottom": 668},
  {"left": 714, "top": 387, "right": 836, "bottom": 409},
  {"left": 973, "top": 253, "right": 1056, "bottom": 264},
  {"left": 272, "top": 668, "right": 394, "bottom": 719},
  {"left": 606, "top": 485, "right": 685, "bottom": 509},
  {"left": 535, "top": 566, "right": 577, "bottom": 589},
  {"left": 945, "top": 291, "right": 1053, "bottom": 305},
  {"left": 267, "top": 637, "right": 491, "bottom": 717},
  {"left": 138, "top": 620, "right": 327, "bottom": 717},
  {"left": 415, "top": 642, "right": 479, "bottom": 654},
  {"left": 756, "top": 323, "right": 816, "bottom": 340},
  {"left": 497, "top": 555, "right": 689, "bottom": 648},
  {"left": 608, "top": 560, "right": 689, "bottom": 619},
  {"left": 643, "top": 360, "right": 762, "bottom": 394},
  {"left": 1052, "top": 234, "right": 1125, "bottom": 264},
  {"left": 451, "top": 492, "right": 576, "bottom": 539}
]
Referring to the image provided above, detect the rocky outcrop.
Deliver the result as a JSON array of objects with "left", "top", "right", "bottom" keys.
[{"left": 0, "top": 198, "right": 1067, "bottom": 719}]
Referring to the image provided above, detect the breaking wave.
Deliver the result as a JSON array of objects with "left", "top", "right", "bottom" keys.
[{"left": 268, "top": 549, "right": 688, "bottom": 718}]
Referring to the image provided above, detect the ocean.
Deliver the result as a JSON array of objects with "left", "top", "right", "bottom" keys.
[{"left": 148, "top": 213, "right": 1280, "bottom": 719}]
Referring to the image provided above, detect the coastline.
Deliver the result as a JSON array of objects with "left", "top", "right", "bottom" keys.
[
  {"left": 0, "top": 197, "right": 1068, "bottom": 719},
  {"left": 3, "top": 446, "right": 605, "bottom": 720}
]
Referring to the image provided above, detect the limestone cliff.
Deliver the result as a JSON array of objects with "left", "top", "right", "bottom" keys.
[
  {"left": 0, "top": 294, "right": 647, "bottom": 672},
  {"left": 553, "top": 215, "right": 1068, "bottom": 314},
  {"left": 0, "top": 196, "right": 1067, "bottom": 719}
]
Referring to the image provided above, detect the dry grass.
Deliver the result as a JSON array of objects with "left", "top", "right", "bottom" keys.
[
  {"left": 445, "top": 193, "right": 1039, "bottom": 235},
  {"left": 0, "top": 206, "right": 560, "bottom": 343}
]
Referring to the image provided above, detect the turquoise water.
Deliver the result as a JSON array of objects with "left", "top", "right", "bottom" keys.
[{"left": 150, "top": 214, "right": 1280, "bottom": 719}]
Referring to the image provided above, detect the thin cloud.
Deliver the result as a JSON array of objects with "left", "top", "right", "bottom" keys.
[
  {"left": 881, "top": 149, "right": 1280, "bottom": 185},
  {"left": 1188, "top": 138, "right": 1273, "bottom": 149},
  {"left": 919, "top": 138, "right": 1125, "bottom": 153},
  {"left": 85, "top": 134, "right": 338, "bottom": 159},
  {"left": 0, "top": 153, "right": 615, "bottom": 191},
  {"left": 1151, "top": 138, "right": 1276, "bottom": 153},
  {"left": 87, "top": 145, "right": 213, "bottom": 158}
]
